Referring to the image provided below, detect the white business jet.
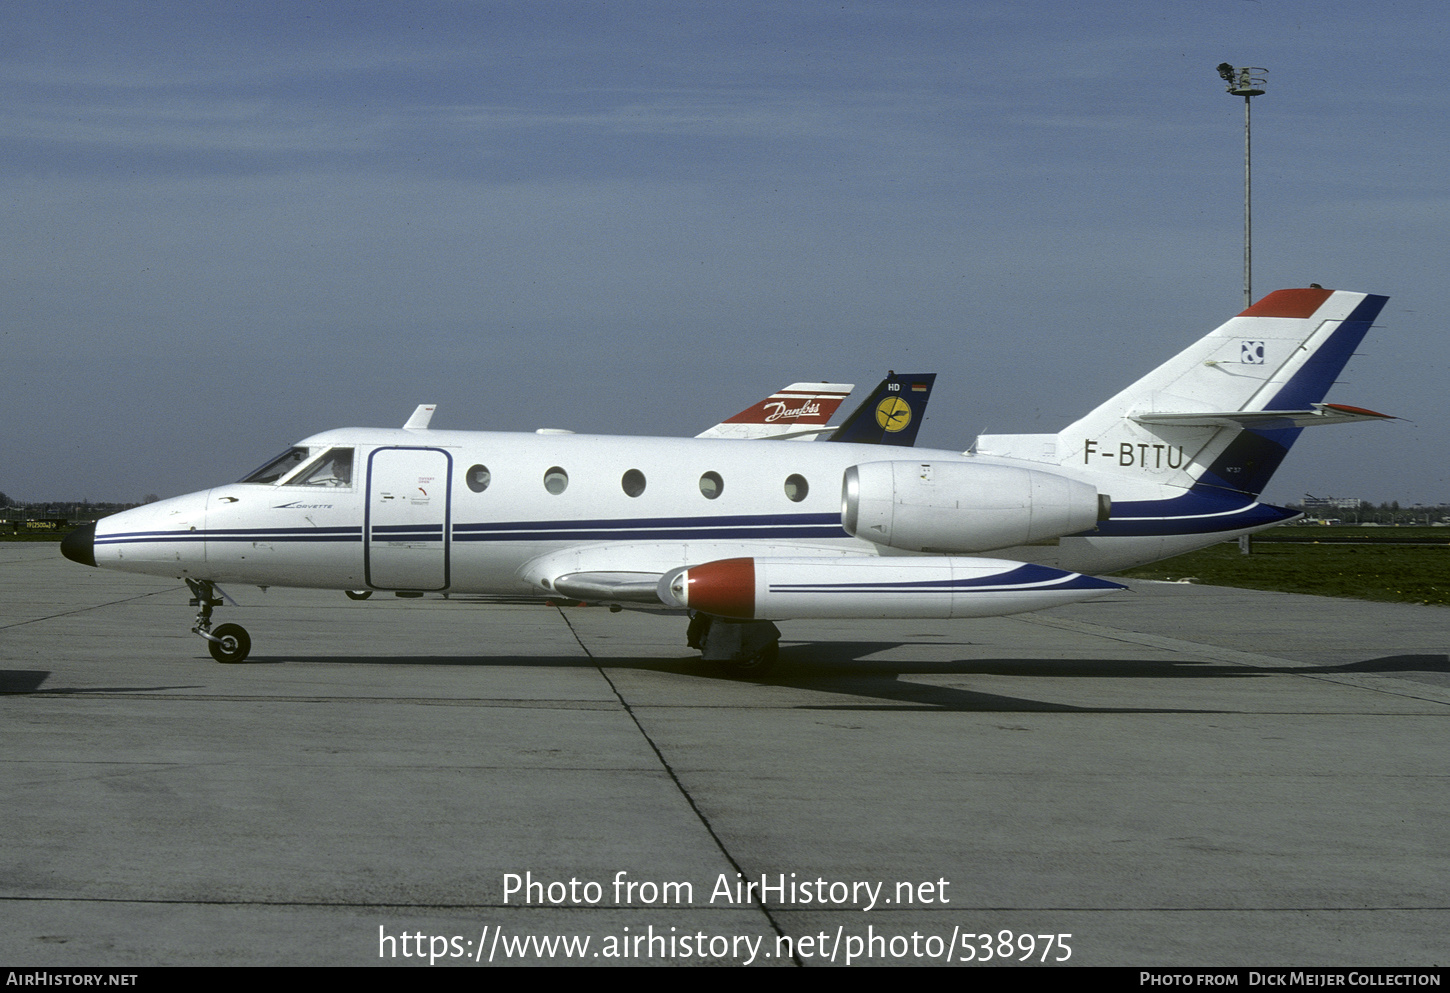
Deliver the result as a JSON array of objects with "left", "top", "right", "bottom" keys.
[{"left": 63, "top": 288, "right": 1391, "bottom": 673}]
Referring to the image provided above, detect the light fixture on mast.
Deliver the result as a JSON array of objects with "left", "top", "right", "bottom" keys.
[{"left": 1216, "top": 64, "right": 1267, "bottom": 307}]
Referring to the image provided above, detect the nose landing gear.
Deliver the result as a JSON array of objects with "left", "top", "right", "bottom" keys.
[{"left": 186, "top": 579, "right": 251, "bottom": 663}]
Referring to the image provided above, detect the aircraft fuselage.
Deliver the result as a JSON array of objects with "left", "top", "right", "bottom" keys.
[
  {"left": 88, "top": 424, "right": 1283, "bottom": 598},
  {"left": 94, "top": 429, "right": 953, "bottom": 593}
]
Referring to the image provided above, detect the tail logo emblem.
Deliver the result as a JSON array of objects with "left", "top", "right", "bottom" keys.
[
  {"left": 1240, "top": 341, "right": 1265, "bottom": 364},
  {"left": 761, "top": 399, "right": 823, "bottom": 422},
  {"left": 875, "top": 396, "right": 912, "bottom": 433}
]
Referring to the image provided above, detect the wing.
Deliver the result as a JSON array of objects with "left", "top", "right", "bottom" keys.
[{"left": 518, "top": 541, "right": 1119, "bottom": 618}]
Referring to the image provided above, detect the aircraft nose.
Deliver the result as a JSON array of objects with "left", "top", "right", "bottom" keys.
[{"left": 61, "top": 523, "right": 97, "bottom": 568}]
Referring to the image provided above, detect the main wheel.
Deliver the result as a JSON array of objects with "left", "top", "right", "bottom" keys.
[
  {"left": 207, "top": 623, "right": 251, "bottom": 664},
  {"left": 345, "top": 590, "right": 373, "bottom": 600},
  {"left": 719, "top": 640, "right": 778, "bottom": 677}
]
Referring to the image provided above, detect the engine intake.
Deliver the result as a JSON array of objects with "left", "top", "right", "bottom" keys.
[{"left": 842, "top": 461, "right": 1103, "bottom": 553}]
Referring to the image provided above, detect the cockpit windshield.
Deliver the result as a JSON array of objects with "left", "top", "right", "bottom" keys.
[
  {"left": 286, "top": 448, "right": 354, "bottom": 488},
  {"left": 240, "top": 446, "right": 311, "bottom": 484}
]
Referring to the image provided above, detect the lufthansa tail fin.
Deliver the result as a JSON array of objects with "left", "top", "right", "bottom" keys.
[{"left": 828, "top": 372, "right": 937, "bottom": 446}]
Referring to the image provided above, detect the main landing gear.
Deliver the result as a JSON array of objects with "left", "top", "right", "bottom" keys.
[
  {"left": 686, "top": 612, "right": 780, "bottom": 676},
  {"left": 186, "top": 578, "right": 251, "bottom": 663}
]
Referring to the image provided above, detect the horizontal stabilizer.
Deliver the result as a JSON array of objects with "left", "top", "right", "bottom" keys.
[{"left": 1132, "top": 403, "right": 1396, "bottom": 430}]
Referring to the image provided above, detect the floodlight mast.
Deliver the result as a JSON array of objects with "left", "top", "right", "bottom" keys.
[{"left": 1216, "top": 64, "right": 1266, "bottom": 307}]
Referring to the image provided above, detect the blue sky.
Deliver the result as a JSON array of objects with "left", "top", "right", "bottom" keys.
[{"left": 5, "top": 1, "right": 1446, "bottom": 506}]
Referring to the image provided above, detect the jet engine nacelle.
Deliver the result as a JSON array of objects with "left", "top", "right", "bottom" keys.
[{"left": 841, "top": 461, "right": 1104, "bottom": 553}]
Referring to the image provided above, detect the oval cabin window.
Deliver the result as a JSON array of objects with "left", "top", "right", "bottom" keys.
[{"left": 621, "top": 469, "right": 646, "bottom": 497}]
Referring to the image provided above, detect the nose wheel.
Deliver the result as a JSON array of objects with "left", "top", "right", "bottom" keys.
[
  {"left": 207, "top": 623, "right": 251, "bottom": 663},
  {"left": 187, "top": 579, "right": 251, "bottom": 663}
]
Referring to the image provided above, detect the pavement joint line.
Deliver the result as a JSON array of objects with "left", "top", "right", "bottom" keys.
[
  {"left": 3, "top": 894, "right": 1447, "bottom": 913},
  {"left": 1019, "top": 612, "right": 1450, "bottom": 707},
  {"left": 0, "top": 586, "right": 183, "bottom": 631},
  {"left": 0, "top": 691, "right": 622, "bottom": 708},
  {"left": 0, "top": 894, "right": 800, "bottom": 911},
  {"left": 554, "top": 606, "right": 802, "bottom": 965}
]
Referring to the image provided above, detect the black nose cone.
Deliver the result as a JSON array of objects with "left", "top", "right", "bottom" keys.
[{"left": 61, "top": 523, "right": 97, "bottom": 567}]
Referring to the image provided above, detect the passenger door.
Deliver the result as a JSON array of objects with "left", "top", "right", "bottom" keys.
[{"left": 365, "top": 447, "right": 452, "bottom": 590}]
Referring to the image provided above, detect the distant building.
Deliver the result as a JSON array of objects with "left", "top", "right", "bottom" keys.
[{"left": 1302, "top": 495, "right": 1361, "bottom": 514}]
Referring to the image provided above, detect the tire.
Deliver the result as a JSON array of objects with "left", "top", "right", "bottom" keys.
[
  {"left": 719, "top": 640, "right": 779, "bottom": 677},
  {"left": 207, "top": 623, "right": 251, "bottom": 664},
  {"left": 345, "top": 590, "right": 373, "bottom": 600}
]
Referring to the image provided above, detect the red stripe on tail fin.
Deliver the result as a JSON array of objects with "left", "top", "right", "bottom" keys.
[{"left": 1238, "top": 288, "right": 1334, "bottom": 318}]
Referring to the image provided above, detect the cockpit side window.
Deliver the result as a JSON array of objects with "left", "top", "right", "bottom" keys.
[
  {"left": 240, "top": 446, "right": 311, "bottom": 484},
  {"left": 286, "top": 448, "right": 354, "bottom": 487}
]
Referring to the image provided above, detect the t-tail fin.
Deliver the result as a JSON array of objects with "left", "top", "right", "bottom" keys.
[{"left": 978, "top": 288, "right": 1390, "bottom": 501}]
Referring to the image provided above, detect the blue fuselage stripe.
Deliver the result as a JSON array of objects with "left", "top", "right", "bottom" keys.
[
  {"left": 452, "top": 513, "right": 841, "bottom": 533},
  {"left": 94, "top": 495, "right": 1289, "bottom": 548}
]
